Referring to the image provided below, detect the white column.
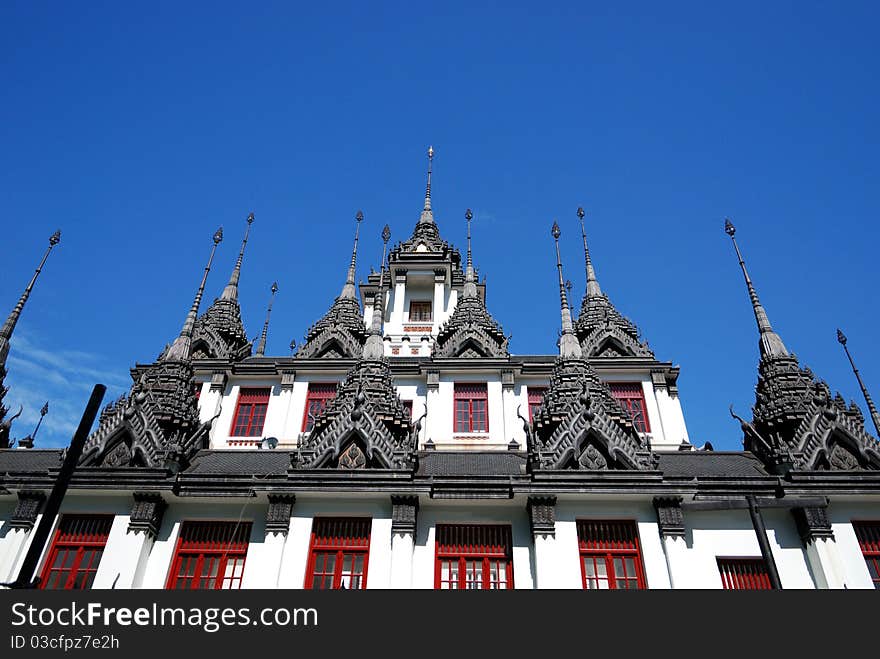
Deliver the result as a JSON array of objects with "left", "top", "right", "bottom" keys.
[
  {"left": 1, "top": 492, "right": 48, "bottom": 583},
  {"left": 432, "top": 272, "right": 446, "bottom": 333},
  {"left": 424, "top": 371, "right": 440, "bottom": 448},
  {"left": 528, "top": 497, "right": 559, "bottom": 589},
  {"left": 804, "top": 538, "right": 847, "bottom": 589},
  {"left": 94, "top": 494, "right": 166, "bottom": 589},
  {"left": 659, "top": 535, "right": 691, "bottom": 589},
  {"left": 389, "top": 496, "right": 418, "bottom": 589},
  {"left": 654, "top": 497, "right": 687, "bottom": 589},
  {"left": 1, "top": 529, "right": 36, "bottom": 583}
]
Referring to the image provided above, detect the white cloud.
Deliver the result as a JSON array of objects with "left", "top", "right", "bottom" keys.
[{"left": 2, "top": 328, "right": 132, "bottom": 448}]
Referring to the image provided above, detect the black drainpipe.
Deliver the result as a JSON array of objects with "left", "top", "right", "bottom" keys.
[{"left": 745, "top": 493, "right": 783, "bottom": 590}]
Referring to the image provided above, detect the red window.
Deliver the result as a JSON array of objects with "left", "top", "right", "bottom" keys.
[
  {"left": 166, "top": 521, "right": 251, "bottom": 590},
  {"left": 305, "top": 518, "right": 371, "bottom": 589},
  {"left": 609, "top": 382, "right": 651, "bottom": 433},
  {"left": 528, "top": 386, "right": 546, "bottom": 422},
  {"left": 717, "top": 557, "right": 772, "bottom": 590},
  {"left": 409, "top": 300, "right": 432, "bottom": 322},
  {"left": 454, "top": 383, "right": 488, "bottom": 433},
  {"left": 230, "top": 388, "right": 270, "bottom": 437},
  {"left": 853, "top": 521, "right": 880, "bottom": 588},
  {"left": 435, "top": 524, "right": 513, "bottom": 589},
  {"left": 302, "top": 383, "right": 337, "bottom": 432},
  {"left": 577, "top": 520, "right": 647, "bottom": 590},
  {"left": 39, "top": 515, "right": 112, "bottom": 590},
  {"left": 193, "top": 382, "right": 201, "bottom": 400}
]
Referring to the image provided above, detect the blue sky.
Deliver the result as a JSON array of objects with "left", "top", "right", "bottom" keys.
[{"left": 1, "top": 1, "right": 878, "bottom": 449}]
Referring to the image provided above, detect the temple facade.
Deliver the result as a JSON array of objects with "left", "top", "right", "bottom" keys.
[{"left": 1, "top": 149, "right": 879, "bottom": 590}]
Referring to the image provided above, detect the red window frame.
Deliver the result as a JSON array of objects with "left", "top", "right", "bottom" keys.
[
  {"left": 408, "top": 300, "right": 433, "bottom": 322},
  {"left": 454, "top": 383, "right": 488, "bottom": 433},
  {"left": 305, "top": 518, "right": 372, "bottom": 590},
  {"left": 608, "top": 382, "right": 651, "bottom": 433},
  {"left": 166, "top": 521, "right": 252, "bottom": 590},
  {"left": 527, "top": 386, "right": 547, "bottom": 422},
  {"left": 853, "top": 521, "right": 880, "bottom": 589},
  {"left": 717, "top": 557, "right": 772, "bottom": 590},
  {"left": 39, "top": 515, "right": 113, "bottom": 590},
  {"left": 229, "top": 388, "right": 270, "bottom": 437},
  {"left": 435, "top": 524, "right": 514, "bottom": 590},
  {"left": 577, "top": 520, "right": 647, "bottom": 590},
  {"left": 301, "top": 383, "right": 337, "bottom": 432}
]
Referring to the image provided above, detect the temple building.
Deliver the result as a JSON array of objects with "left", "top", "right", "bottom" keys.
[{"left": 0, "top": 149, "right": 879, "bottom": 591}]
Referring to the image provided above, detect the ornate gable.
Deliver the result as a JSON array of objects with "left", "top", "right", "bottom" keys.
[
  {"left": 575, "top": 294, "right": 654, "bottom": 359},
  {"left": 297, "top": 296, "right": 366, "bottom": 359},
  {"left": 192, "top": 298, "right": 251, "bottom": 360}
]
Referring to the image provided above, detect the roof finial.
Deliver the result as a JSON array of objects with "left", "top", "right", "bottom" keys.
[
  {"left": 463, "top": 208, "right": 478, "bottom": 298},
  {"left": 17, "top": 401, "right": 48, "bottom": 450},
  {"left": 837, "top": 328, "right": 880, "bottom": 436},
  {"left": 164, "top": 227, "right": 223, "bottom": 361},
  {"left": 552, "top": 221, "right": 582, "bottom": 358},
  {"left": 577, "top": 206, "right": 602, "bottom": 297},
  {"left": 0, "top": 230, "right": 61, "bottom": 364},
  {"left": 724, "top": 219, "right": 789, "bottom": 359},
  {"left": 221, "top": 212, "right": 253, "bottom": 301},
  {"left": 255, "top": 281, "right": 279, "bottom": 357},
  {"left": 340, "top": 210, "right": 364, "bottom": 299},
  {"left": 363, "top": 226, "right": 391, "bottom": 359},
  {"left": 419, "top": 146, "right": 435, "bottom": 224}
]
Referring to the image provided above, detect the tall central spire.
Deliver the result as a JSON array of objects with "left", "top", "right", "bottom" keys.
[
  {"left": 221, "top": 212, "right": 253, "bottom": 301},
  {"left": 577, "top": 207, "right": 602, "bottom": 297},
  {"left": 255, "top": 281, "right": 278, "bottom": 357},
  {"left": 419, "top": 146, "right": 435, "bottom": 224},
  {"left": 165, "top": 227, "right": 223, "bottom": 361},
  {"left": 340, "top": 211, "right": 363, "bottom": 299},
  {"left": 363, "top": 225, "right": 391, "bottom": 359},
  {"left": 463, "top": 208, "right": 477, "bottom": 298},
  {"left": 552, "top": 221, "right": 582, "bottom": 358},
  {"left": 724, "top": 219, "right": 789, "bottom": 359},
  {"left": 0, "top": 230, "right": 61, "bottom": 364}
]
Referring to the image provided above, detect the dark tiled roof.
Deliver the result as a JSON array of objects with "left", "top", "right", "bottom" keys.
[
  {"left": 416, "top": 451, "right": 527, "bottom": 477},
  {"left": 0, "top": 449, "right": 63, "bottom": 473},
  {"left": 185, "top": 450, "right": 290, "bottom": 476},
  {"left": 656, "top": 451, "right": 769, "bottom": 478}
]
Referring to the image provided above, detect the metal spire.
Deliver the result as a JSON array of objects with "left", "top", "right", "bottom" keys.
[
  {"left": 340, "top": 211, "right": 363, "bottom": 299},
  {"left": 363, "top": 225, "right": 391, "bottom": 359},
  {"left": 577, "top": 206, "right": 602, "bottom": 297},
  {"left": 724, "top": 219, "right": 789, "bottom": 359},
  {"left": 419, "top": 146, "right": 435, "bottom": 224},
  {"left": 17, "top": 401, "right": 48, "bottom": 449},
  {"left": 552, "top": 221, "right": 583, "bottom": 358},
  {"left": 463, "top": 208, "right": 477, "bottom": 298},
  {"left": 837, "top": 329, "right": 880, "bottom": 436},
  {"left": 164, "top": 227, "right": 223, "bottom": 361},
  {"left": 255, "top": 282, "right": 279, "bottom": 357},
  {"left": 221, "top": 212, "right": 254, "bottom": 301},
  {"left": 0, "top": 230, "right": 61, "bottom": 364}
]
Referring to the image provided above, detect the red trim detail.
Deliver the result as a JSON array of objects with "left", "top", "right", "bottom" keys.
[
  {"left": 453, "top": 383, "right": 489, "bottom": 433},
  {"left": 434, "top": 524, "right": 514, "bottom": 590},
  {"left": 527, "top": 387, "right": 547, "bottom": 422},
  {"left": 166, "top": 521, "right": 252, "bottom": 590},
  {"left": 301, "top": 383, "right": 337, "bottom": 432},
  {"left": 716, "top": 557, "right": 772, "bottom": 590},
  {"left": 576, "top": 520, "right": 647, "bottom": 590},
  {"left": 608, "top": 382, "right": 651, "bottom": 433},
  {"left": 229, "top": 388, "right": 270, "bottom": 437},
  {"left": 853, "top": 520, "right": 880, "bottom": 588},
  {"left": 39, "top": 515, "right": 113, "bottom": 590},
  {"left": 304, "top": 518, "right": 372, "bottom": 589}
]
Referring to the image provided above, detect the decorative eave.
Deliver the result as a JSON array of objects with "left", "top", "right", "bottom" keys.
[
  {"left": 575, "top": 293, "right": 655, "bottom": 359},
  {"left": 192, "top": 298, "right": 252, "bottom": 361}
]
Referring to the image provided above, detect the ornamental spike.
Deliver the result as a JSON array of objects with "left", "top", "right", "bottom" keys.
[
  {"left": 0, "top": 230, "right": 62, "bottom": 365},
  {"left": 340, "top": 211, "right": 363, "bottom": 299},
  {"left": 552, "top": 221, "right": 582, "bottom": 358},
  {"left": 363, "top": 226, "right": 391, "bottom": 359},
  {"left": 577, "top": 206, "right": 602, "bottom": 298},
  {"left": 419, "top": 146, "right": 435, "bottom": 224},
  {"left": 164, "top": 227, "right": 223, "bottom": 361},
  {"left": 837, "top": 328, "right": 880, "bottom": 436},
  {"left": 724, "top": 218, "right": 789, "bottom": 359},
  {"left": 221, "top": 212, "right": 254, "bottom": 301},
  {"left": 255, "top": 281, "right": 279, "bottom": 357},
  {"left": 463, "top": 208, "right": 477, "bottom": 298}
]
